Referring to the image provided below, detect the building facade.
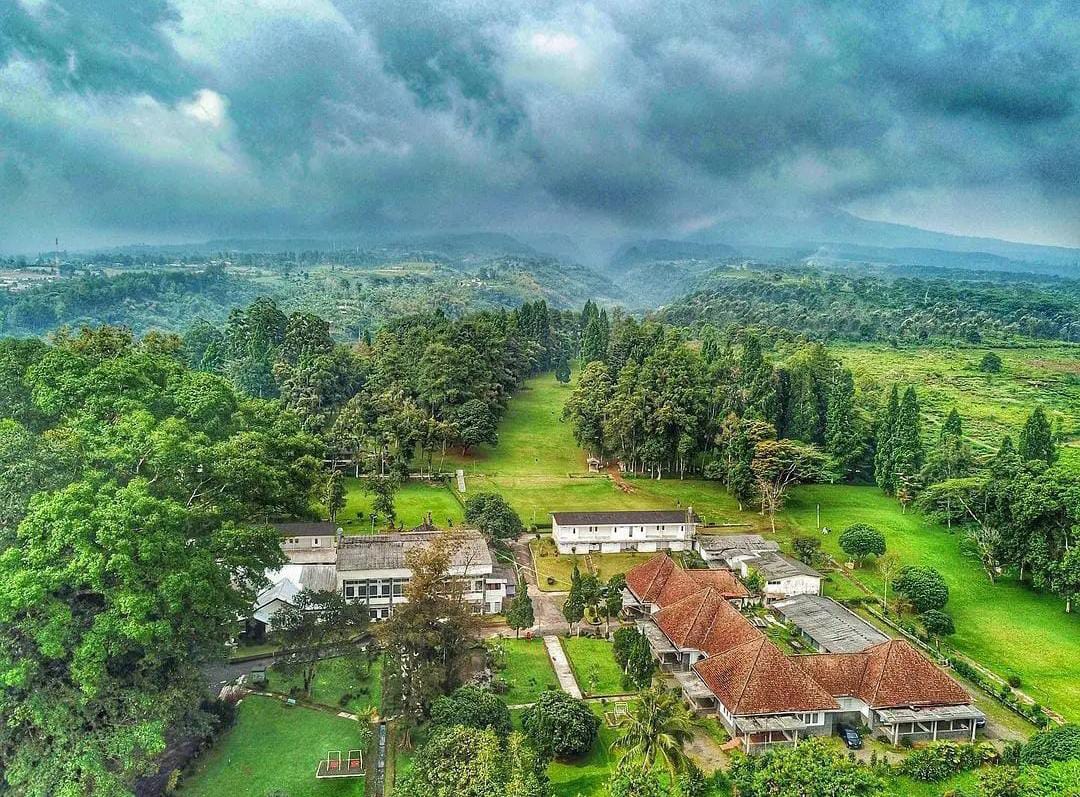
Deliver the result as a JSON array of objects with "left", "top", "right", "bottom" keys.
[{"left": 551, "top": 509, "right": 697, "bottom": 554}]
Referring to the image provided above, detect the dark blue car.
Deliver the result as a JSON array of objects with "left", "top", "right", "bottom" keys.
[{"left": 837, "top": 724, "right": 863, "bottom": 750}]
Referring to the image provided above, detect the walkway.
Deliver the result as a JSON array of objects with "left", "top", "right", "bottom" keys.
[
  {"left": 456, "top": 468, "right": 466, "bottom": 492},
  {"left": 543, "top": 635, "right": 583, "bottom": 699}
]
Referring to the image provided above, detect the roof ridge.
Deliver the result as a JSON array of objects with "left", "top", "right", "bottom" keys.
[
  {"left": 683, "top": 587, "right": 718, "bottom": 647},
  {"left": 644, "top": 555, "right": 672, "bottom": 601},
  {"left": 732, "top": 637, "right": 768, "bottom": 715},
  {"left": 866, "top": 639, "right": 897, "bottom": 705}
]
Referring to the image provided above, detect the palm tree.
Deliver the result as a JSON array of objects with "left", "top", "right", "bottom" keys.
[{"left": 610, "top": 686, "right": 694, "bottom": 776}]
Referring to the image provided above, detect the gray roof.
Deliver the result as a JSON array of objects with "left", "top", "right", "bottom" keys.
[
  {"left": 551, "top": 510, "right": 693, "bottom": 525},
  {"left": 696, "top": 533, "right": 779, "bottom": 553},
  {"left": 746, "top": 551, "right": 822, "bottom": 580},
  {"left": 336, "top": 530, "right": 492, "bottom": 572},
  {"left": 772, "top": 594, "right": 889, "bottom": 653},
  {"left": 274, "top": 521, "right": 339, "bottom": 537}
]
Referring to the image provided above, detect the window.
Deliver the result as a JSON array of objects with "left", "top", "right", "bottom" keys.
[
  {"left": 312, "top": 537, "right": 321, "bottom": 547},
  {"left": 343, "top": 580, "right": 364, "bottom": 601},
  {"left": 392, "top": 581, "right": 406, "bottom": 597}
]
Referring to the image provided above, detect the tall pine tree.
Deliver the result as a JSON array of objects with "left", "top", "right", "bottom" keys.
[
  {"left": 825, "top": 367, "right": 860, "bottom": 478},
  {"left": 893, "top": 387, "right": 925, "bottom": 504},
  {"left": 1018, "top": 406, "right": 1056, "bottom": 464},
  {"left": 874, "top": 385, "right": 900, "bottom": 493}
]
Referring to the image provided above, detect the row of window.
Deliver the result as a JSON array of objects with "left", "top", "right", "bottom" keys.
[
  {"left": 342, "top": 577, "right": 491, "bottom": 602},
  {"left": 568, "top": 525, "right": 685, "bottom": 535},
  {"left": 283, "top": 536, "right": 324, "bottom": 547}
]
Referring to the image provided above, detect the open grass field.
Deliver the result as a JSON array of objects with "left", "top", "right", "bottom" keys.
[
  {"left": 781, "top": 484, "right": 1080, "bottom": 719},
  {"left": 531, "top": 537, "right": 658, "bottom": 591},
  {"left": 560, "top": 637, "right": 627, "bottom": 696},
  {"left": 547, "top": 703, "right": 627, "bottom": 797},
  {"left": 268, "top": 655, "right": 383, "bottom": 716},
  {"left": 495, "top": 638, "right": 562, "bottom": 705},
  {"left": 337, "top": 477, "right": 464, "bottom": 534},
  {"left": 835, "top": 343, "right": 1080, "bottom": 471},
  {"left": 178, "top": 696, "right": 367, "bottom": 797}
]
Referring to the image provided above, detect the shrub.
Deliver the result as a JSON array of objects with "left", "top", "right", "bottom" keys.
[
  {"left": 1020, "top": 723, "right": 1080, "bottom": 766},
  {"left": 900, "top": 742, "right": 984, "bottom": 782},
  {"left": 546, "top": 576, "right": 556, "bottom": 585},
  {"left": 979, "top": 352, "right": 1003, "bottom": 373},
  {"left": 338, "top": 693, "right": 353, "bottom": 707},
  {"left": 839, "top": 524, "right": 886, "bottom": 564},
  {"left": 1007, "top": 675, "right": 1022, "bottom": 688},
  {"left": 521, "top": 690, "right": 600, "bottom": 759}
]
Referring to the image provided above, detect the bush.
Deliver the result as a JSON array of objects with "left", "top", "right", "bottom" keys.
[
  {"left": 839, "top": 524, "right": 887, "bottom": 564},
  {"left": 1007, "top": 675, "right": 1022, "bottom": 688},
  {"left": 430, "top": 685, "right": 512, "bottom": 739},
  {"left": 979, "top": 352, "right": 1003, "bottom": 373},
  {"left": 1020, "top": 723, "right": 1080, "bottom": 766},
  {"left": 900, "top": 742, "right": 984, "bottom": 782},
  {"left": 546, "top": 576, "right": 556, "bottom": 586},
  {"left": 338, "top": 693, "right": 353, "bottom": 707},
  {"left": 893, "top": 565, "right": 950, "bottom": 612},
  {"left": 521, "top": 690, "right": 600, "bottom": 759}
]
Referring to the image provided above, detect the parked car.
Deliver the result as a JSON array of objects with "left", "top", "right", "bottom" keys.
[{"left": 837, "top": 724, "right": 863, "bottom": 750}]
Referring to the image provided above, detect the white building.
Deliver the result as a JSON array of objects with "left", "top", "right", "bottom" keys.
[
  {"left": 739, "top": 551, "right": 822, "bottom": 599},
  {"left": 336, "top": 530, "right": 512, "bottom": 620},
  {"left": 550, "top": 509, "right": 697, "bottom": 554},
  {"left": 275, "top": 521, "right": 340, "bottom": 564}
]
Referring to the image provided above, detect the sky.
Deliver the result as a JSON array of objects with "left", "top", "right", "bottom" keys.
[{"left": 0, "top": 0, "right": 1078, "bottom": 253}]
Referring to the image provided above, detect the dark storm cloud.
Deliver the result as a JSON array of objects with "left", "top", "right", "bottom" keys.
[{"left": 0, "top": 0, "right": 1077, "bottom": 251}]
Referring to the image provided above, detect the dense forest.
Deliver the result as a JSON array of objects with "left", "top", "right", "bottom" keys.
[{"left": 658, "top": 266, "right": 1080, "bottom": 343}]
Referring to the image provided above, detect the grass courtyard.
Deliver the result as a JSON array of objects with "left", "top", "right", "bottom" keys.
[
  {"left": 559, "top": 636, "right": 627, "bottom": 696},
  {"left": 531, "top": 537, "right": 657, "bottom": 591},
  {"left": 268, "top": 655, "right": 383, "bottom": 717},
  {"left": 336, "top": 477, "right": 464, "bottom": 534},
  {"left": 178, "top": 696, "right": 368, "bottom": 797},
  {"left": 494, "top": 637, "right": 562, "bottom": 706}
]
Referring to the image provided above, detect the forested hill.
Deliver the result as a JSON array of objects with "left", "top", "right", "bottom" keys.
[
  {"left": 657, "top": 266, "right": 1080, "bottom": 344},
  {"left": 0, "top": 253, "right": 621, "bottom": 338}
]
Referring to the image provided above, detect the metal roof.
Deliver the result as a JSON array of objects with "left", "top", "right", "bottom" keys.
[
  {"left": 336, "top": 530, "right": 491, "bottom": 572},
  {"left": 746, "top": 551, "right": 822, "bottom": 580},
  {"left": 274, "top": 521, "right": 340, "bottom": 537},
  {"left": 695, "top": 533, "right": 778, "bottom": 553},
  {"left": 875, "top": 704, "right": 984, "bottom": 723},
  {"left": 772, "top": 594, "right": 889, "bottom": 653}
]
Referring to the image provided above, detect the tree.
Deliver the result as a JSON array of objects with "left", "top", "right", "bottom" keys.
[
  {"left": 506, "top": 574, "right": 536, "bottom": 637},
  {"left": 521, "top": 690, "right": 600, "bottom": 760},
  {"left": 893, "top": 566, "right": 950, "bottom": 613},
  {"left": 919, "top": 609, "right": 955, "bottom": 645},
  {"left": 563, "top": 361, "right": 613, "bottom": 458},
  {"left": 366, "top": 474, "right": 400, "bottom": 528},
  {"left": 378, "top": 533, "right": 479, "bottom": 729},
  {"left": 0, "top": 479, "right": 284, "bottom": 795},
  {"left": 321, "top": 468, "right": 346, "bottom": 523},
  {"left": 563, "top": 586, "right": 585, "bottom": 635},
  {"left": 979, "top": 352, "right": 1003, "bottom": 373},
  {"left": 893, "top": 387, "right": 925, "bottom": 496},
  {"left": 877, "top": 552, "right": 902, "bottom": 613},
  {"left": 451, "top": 399, "right": 498, "bottom": 453},
  {"left": 750, "top": 439, "right": 828, "bottom": 532},
  {"left": 1020, "top": 723, "right": 1080, "bottom": 766},
  {"left": 429, "top": 685, "right": 512, "bottom": 739},
  {"left": 273, "top": 590, "right": 369, "bottom": 696},
  {"left": 603, "top": 574, "right": 625, "bottom": 636},
  {"left": 580, "top": 313, "right": 608, "bottom": 365},
  {"left": 611, "top": 686, "right": 694, "bottom": 776},
  {"left": 625, "top": 629, "right": 657, "bottom": 689},
  {"left": 1052, "top": 548, "right": 1080, "bottom": 614},
  {"left": 554, "top": 350, "right": 572, "bottom": 384},
  {"left": 464, "top": 492, "right": 524, "bottom": 542},
  {"left": 728, "top": 738, "right": 880, "bottom": 797},
  {"left": 825, "top": 367, "right": 862, "bottom": 477},
  {"left": 839, "top": 523, "right": 886, "bottom": 566},
  {"left": 613, "top": 626, "right": 639, "bottom": 669},
  {"left": 744, "top": 567, "right": 765, "bottom": 597},
  {"left": 1018, "top": 407, "right": 1057, "bottom": 465},
  {"left": 875, "top": 385, "right": 901, "bottom": 493}
]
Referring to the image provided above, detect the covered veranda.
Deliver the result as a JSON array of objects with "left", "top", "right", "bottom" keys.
[
  {"left": 733, "top": 715, "right": 810, "bottom": 754},
  {"left": 640, "top": 621, "right": 685, "bottom": 671},
  {"left": 875, "top": 704, "right": 984, "bottom": 745},
  {"left": 672, "top": 670, "right": 717, "bottom": 714}
]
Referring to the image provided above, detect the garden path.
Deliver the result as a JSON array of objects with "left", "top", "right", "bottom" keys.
[{"left": 543, "top": 635, "right": 583, "bottom": 698}]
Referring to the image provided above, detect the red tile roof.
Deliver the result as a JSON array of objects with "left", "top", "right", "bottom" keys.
[
  {"left": 625, "top": 555, "right": 748, "bottom": 606},
  {"left": 794, "top": 640, "right": 970, "bottom": 708},
  {"left": 653, "top": 588, "right": 761, "bottom": 654},
  {"left": 694, "top": 638, "right": 840, "bottom": 715}
]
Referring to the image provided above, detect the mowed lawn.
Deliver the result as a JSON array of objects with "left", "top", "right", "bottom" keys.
[
  {"left": 547, "top": 703, "right": 625, "bottom": 797},
  {"left": 497, "top": 638, "right": 561, "bottom": 705},
  {"left": 560, "top": 637, "right": 626, "bottom": 696},
  {"left": 782, "top": 484, "right": 1080, "bottom": 719},
  {"left": 178, "top": 697, "right": 368, "bottom": 797},
  {"left": 269, "top": 655, "right": 383, "bottom": 717},
  {"left": 443, "top": 373, "right": 585, "bottom": 476},
  {"left": 531, "top": 537, "right": 657, "bottom": 591},
  {"left": 337, "top": 477, "right": 464, "bottom": 533}
]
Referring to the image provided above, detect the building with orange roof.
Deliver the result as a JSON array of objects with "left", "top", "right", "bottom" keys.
[{"left": 622, "top": 554, "right": 982, "bottom": 752}]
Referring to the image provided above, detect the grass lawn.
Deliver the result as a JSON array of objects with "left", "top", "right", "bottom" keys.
[
  {"left": 782, "top": 484, "right": 1080, "bottom": 720},
  {"left": 496, "top": 638, "right": 561, "bottom": 706},
  {"left": 442, "top": 373, "right": 585, "bottom": 477},
  {"left": 560, "top": 637, "right": 627, "bottom": 696},
  {"left": 178, "top": 696, "right": 367, "bottom": 797},
  {"left": 268, "top": 655, "right": 383, "bottom": 716},
  {"left": 337, "top": 477, "right": 464, "bottom": 534},
  {"left": 547, "top": 703, "right": 625, "bottom": 797}
]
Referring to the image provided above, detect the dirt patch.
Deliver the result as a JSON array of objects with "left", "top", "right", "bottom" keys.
[
  {"left": 1026, "top": 358, "right": 1080, "bottom": 375},
  {"left": 607, "top": 464, "right": 635, "bottom": 493}
]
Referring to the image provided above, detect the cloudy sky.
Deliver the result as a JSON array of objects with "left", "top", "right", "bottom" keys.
[{"left": 1, "top": 0, "right": 1078, "bottom": 252}]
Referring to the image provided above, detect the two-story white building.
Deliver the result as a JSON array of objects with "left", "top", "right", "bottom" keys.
[
  {"left": 550, "top": 509, "right": 697, "bottom": 554},
  {"left": 336, "top": 530, "right": 512, "bottom": 620}
]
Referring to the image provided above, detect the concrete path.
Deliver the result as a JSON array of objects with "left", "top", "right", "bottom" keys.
[
  {"left": 543, "top": 635, "right": 583, "bottom": 699},
  {"left": 456, "top": 468, "right": 466, "bottom": 492}
]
